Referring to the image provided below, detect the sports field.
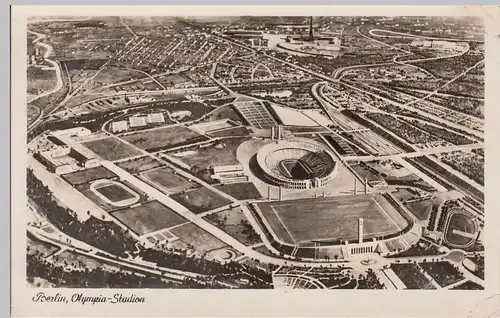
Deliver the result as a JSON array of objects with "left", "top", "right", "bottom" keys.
[
  {"left": 116, "top": 156, "right": 163, "bottom": 174},
  {"left": 257, "top": 194, "right": 408, "bottom": 244},
  {"left": 94, "top": 183, "right": 136, "bottom": 202},
  {"left": 121, "top": 125, "right": 207, "bottom": 151},
  {"left": 82, "top": 137, "right": 142, "bottom": 161},
  {"left": 62, "top": 166, "right": 117, "bottom": 185},
  {"left": 111, "top": 201, "right": 188, "bottom": 236},
  {"left": 214, "top": 182, "right": 262, "bottom": 200},
  {"left": 170, "top": 222, "right": 227, "bottom": 255},
  {"left": 170, "top": 137, "right": 249, "bottom": 168},
  {"left": 170, "top": 187, "right": 232, "bottom": 214},
  {"left": 142, "top": 167, "right": 196, "bottom": 193},
  {"left": 445, "top": 212, "right": 477, "bottom": 247}
]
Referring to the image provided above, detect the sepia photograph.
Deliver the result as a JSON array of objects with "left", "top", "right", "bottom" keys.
[{"left": 22, "top": 11, "right": 487, "bottom": 294}]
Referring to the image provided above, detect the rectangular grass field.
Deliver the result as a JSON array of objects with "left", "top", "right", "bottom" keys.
[
  {"left": 169, "top": 222, "right": 227, "bottom": 255},
  {"left": 95, "top": 184, "right": 136, "bottom": 202},
  {"left": 170, "top": 137, "right": 249, "bottom": 168},
  {"left": 82, "top": 137, "right": 142, "bottom": 161},
  {"left": 116, "top": 156, "right": 164, "bottom": 173},
  {"left": 214, "top": 182, "right": 262, "bottom": 200},
  {"left": 62, "top": 166, "right": 117, "bottom": 185},
  {"left": 170, "top": 187, "right": 232, "bottom": 214},
  {"left": 257, "top": 194, "right": 408, "bottom": 244},
  {"left": 142, "top": 167, "right": 196, "bottom": 193},
  {"left": 121, "top": 125, "right": 207, "bottom": 151},
  {"left": 111, "top": 201, "right": 188, "bottom": 236}
]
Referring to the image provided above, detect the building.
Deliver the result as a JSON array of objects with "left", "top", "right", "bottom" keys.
[
  {"left": 37, "top": 146, "right": 75, "bottom": 175},
  {"left": 431, "top": 40, "right": 457, "bottom": 50},
  {"left": 46, "top": 128, "right": 100, "bottom": 169},
  {"left": 410, "top": 39, "right": 432, "bottom": 47},
  {"left": 69, "top": 147, "right": 100, "bottom": 169},
  {"left": 211, "top": 164, "right": 248, "bottom": 184},
  {"left": 171, "top": 110, "right": 191, "bottom": 120},
  {"left": 51, "top": 127, "right": 92, "bottom": 139}
]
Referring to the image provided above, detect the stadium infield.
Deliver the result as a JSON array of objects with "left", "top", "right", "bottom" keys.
[
  {"left": 94, "top": 183, "right": 136, "bottom": 202},
  {"left": 444, "top": 212, "right": 477, "bottom": 247},
  {"left": 257, "top": 194, "right": 408, "bottom": 245}
]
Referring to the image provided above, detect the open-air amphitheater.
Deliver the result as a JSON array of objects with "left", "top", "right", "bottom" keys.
[{"left": 256, "top": 138, "right": 338, "bottom": 189}]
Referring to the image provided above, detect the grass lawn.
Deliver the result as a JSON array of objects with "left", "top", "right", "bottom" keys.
[
  {"left": 214, "top": 182, "right": 262, "bottom": 200},
  {"left": 169, "top": 222, "right": 227, "bottom": 255},
  {"left": 121, "top": 125, "right": 206, "bottom": 151},
  {"left": 205, "top": 104, "right": 245, "bottom": 123},
  {"left": 53, "top": 250, "right": 120, "bottom": 272},
  {"left": 171, "top": 137, "right": 249, "bottom": 169},
  {"left": 116, "top": 156, "right": 164, "bottom": 174},
  {"left": 91, "top": 66, "right": 144, "bottom": 86},
  {"left": 27, "top": 67, "right": 57, "bottom": 94},
  {"left": 143, "top": 167, "right": 196, "bottom": 193},
  {"left": 451, "top": 280, "right": 484, "bottom": 290},
  {"left": 390, "top": 263, "right": 436, "bottom": 289},
  {"left": 207, "top": 127, "right": 250, "bottom": 138},
  {"left": 406, "top": 198, "right": 435, "bottom": 221},
  {"left": 170, "top": 187, "right": 232, "bottom": 214},
  {"left": 253, "top": 245, "right": 271, "bottom": 255},
  {"left": 257, "top": 194, "right": 407, "bottom": 244},
  {"left": 82, "top": 137, "right": 142, "bottom": 161},
  {"left": 350, "top": 163, "right": 385, "bottom": 183},
  {"left": 27, "top": 233, "right": 60, "bottom": 257},
  {"left": 419, "top": 261, "right": 465, "bottom": 288},
  {"left": 111, "top": 201, "right": 188, "bottom": 236},
  {"left": 62, "top": 166, "right": 117, "bottom": 185},
  {"left": 203, "top": 207, "right": 261, "bottom": 245}
]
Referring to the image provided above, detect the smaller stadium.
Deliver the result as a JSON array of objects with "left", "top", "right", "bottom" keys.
[
  {"left": 89, "top": 179, "right": 140, "bottom": 207},
  {"left": 256, "top": 138, "right": 338, "bottom": 189},
  {"left": 444, "top": 209, "right": 479, "bottom": 248}
]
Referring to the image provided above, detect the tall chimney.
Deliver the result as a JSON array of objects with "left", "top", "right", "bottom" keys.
[
  {"left": 268, "top": 187, "right": 272, "bottom": 202},
  {"left": 364, "top": 178, "right": 368, "bottom": 194},
  {"left": 354, "top": 179, "right": 357, "bottom": 195}
]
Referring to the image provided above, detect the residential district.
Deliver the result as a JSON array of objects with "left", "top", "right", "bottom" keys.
[{"left": 26, "top": 16, "right": 484, "bottom": 290}]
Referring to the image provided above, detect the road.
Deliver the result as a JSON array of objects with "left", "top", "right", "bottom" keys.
[
  {"left": 405, "top": 59, "right": 484, "bottom": 107},
  {"left": 28, "top": 222, "right": 206, "bottom": 283},
  {"left": 28, "top": 31, "right": 123, "bottom": 134},
  {"left": 213, "top": 32, "right": 483, "bottom": 143},
  {"left": 343, "top": 142, "right": 484, "bottom": 162},
  {"left": 120, "top": 16, "right": 138, "bottom": 38},
  {"left": 250, "top": 63, "right": 274, "bottom": 80},
  {"left": 339, "top": 80, "right": 484, "bottom": 139},
  {"left": 331, "top": 27, "right": 469, "bottom": 80},
  {"left": 369, "top": 28, "right": 484, "bottom": 43}
]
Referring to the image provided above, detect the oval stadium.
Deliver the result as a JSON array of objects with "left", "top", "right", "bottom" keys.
[{"left": 256, "top": 138, "right": 338, "bottom": 189}]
